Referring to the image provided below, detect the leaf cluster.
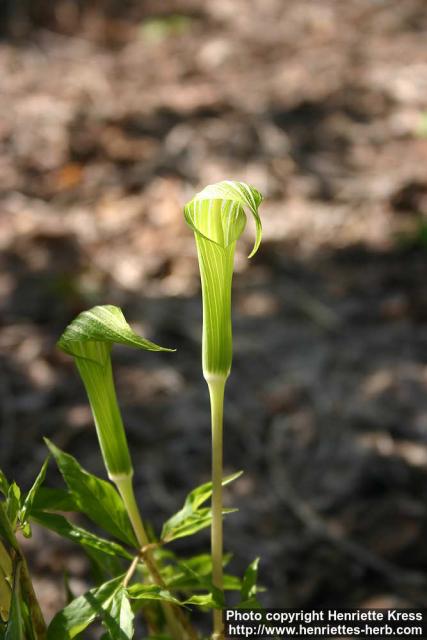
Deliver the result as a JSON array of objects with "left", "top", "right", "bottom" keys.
[{"left": 0, "top": 452, "right": 260, "bottom": 639}]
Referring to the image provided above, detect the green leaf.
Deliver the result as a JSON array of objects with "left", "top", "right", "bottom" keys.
[
  {"left": 160, "top": 560, "right": 227, "bottom": 608},
  {"left": 187, "top": 471, "right": 242, "bottom": 511},
  {"left": 47, "top": 577, "right": 122, "bottom": 639},
  {"left": 184, "top": 181, "right": 263, "bottom": 376},
  {"left": 0, "top": 472, "right": 9, "bottom": 498},
  {"left": 161, "top": 472, "right": 241, "bottom": 543},
  {"left": 162, "top": 553, "right": 214, "bottom": 589},
  {"left": 127, "top": 584, "right": 180, "bottom": 606},
  {"left": 19, "top": 459, "right": 50, "bottom": 537},
  {"left": 240, "top": 558, "right": 260, "bottom": 603},
  {"left": 31, "top": 488, "right": 80, "bottom": 513},
  {"left": 6, "top": 486, "right": 21, "bottom": 531},
  {"left": 31, "top": 511, "right": 132, "bottom": 560},
  {"left": 45, "top": 441, "right": 136, "bottom": 547},
  {"left": 102, "top": 587, "right": 134, "bottom": 640},
  {"left": 223, "top": 574, "right": 243, "bottom": 591},
  {"left": 183, "top": 593, "right": 215, "bottom": 608},
  {"left": 163, "top": 554, "right": 241, "bottom": 593},
  {"left": 163, "top": 507, "right": 237, "bottom": 543}
]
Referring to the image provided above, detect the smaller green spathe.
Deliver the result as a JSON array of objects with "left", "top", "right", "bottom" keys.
[
  {"left": 57, "top": 305, "right": 173, "bottom": 478},
  {"left": 184, "top": 180, "right": 263, "bottom": 379}
]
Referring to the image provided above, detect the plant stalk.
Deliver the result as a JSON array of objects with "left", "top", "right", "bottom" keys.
[
  {"left": 207, "top": 375, "right": 226, "bottom": 640},
  {"left": 114, "top": 474, "right": 196, "bottom": 640}
]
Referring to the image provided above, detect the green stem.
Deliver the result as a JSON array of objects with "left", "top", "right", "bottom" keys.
[
  {"left": 114, "top": 474, "right": 150, "bottom": 548},
  {"left": 114, "top": 474, "right": 189, "bottom": 640},
  {"left": 207, "top": 375, "right": 226, "bottom": 640}
]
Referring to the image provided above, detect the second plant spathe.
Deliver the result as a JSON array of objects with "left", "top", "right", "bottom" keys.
[{"left": 185, "top": 180, "right": 263, "bottom": 639}]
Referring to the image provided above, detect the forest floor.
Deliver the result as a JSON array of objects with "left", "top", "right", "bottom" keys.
[{"left": 1, "top": 0, "right": 427, "bottom": 622}]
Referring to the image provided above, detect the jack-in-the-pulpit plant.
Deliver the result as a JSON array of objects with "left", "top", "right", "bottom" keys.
[
  {"left": 185, "top": 180, "right": 263, "bottom": 639},
  {"left": 57, "top": 305, "right": 189, "bottom": 640},
  {"left": 0, "top": 181, "right": 264, "bottom": 640}
]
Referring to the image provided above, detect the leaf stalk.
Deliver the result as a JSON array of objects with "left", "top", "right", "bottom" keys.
[{"left": 114, "top": 474, "right": 197, "bottom": 640}]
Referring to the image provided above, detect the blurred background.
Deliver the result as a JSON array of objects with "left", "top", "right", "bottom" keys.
[{"left": 1, "top": 0, "right": 427, "bottom": 621}]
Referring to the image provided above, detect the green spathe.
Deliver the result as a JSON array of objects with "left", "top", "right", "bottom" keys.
[
  {"left": 57, "top": 305, "right": 173, "bottom": 478},
  {"left": 185, "top": 180, "right": 263, "bottom": 639},
  {"left": 184, "top": 181, "right": 263, "bottom": 378}
]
